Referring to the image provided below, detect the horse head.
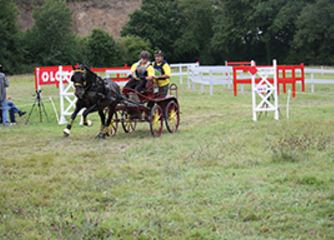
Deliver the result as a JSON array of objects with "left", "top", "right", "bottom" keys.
[{"left": 71, "top": 64, "right": 87, "bottom": 99}]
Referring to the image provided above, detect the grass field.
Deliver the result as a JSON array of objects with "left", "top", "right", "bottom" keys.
[{"left": 1, "top": 75, "right": 334, "bottom": 239}]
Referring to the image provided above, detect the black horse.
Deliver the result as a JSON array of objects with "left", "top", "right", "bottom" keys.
[{"left": 63, "top": 65, "right": 122, "bottom": 138}]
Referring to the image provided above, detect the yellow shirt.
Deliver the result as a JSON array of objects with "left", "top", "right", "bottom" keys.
[
  {"left": 131, "top": 61, "right": 155, "bottom": 79},
  {"left": 154, "top": 62, "right": 171, "bottom": 87}
]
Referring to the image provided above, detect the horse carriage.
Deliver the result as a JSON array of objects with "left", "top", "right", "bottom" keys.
[
  {"left": 64, "top": 65, "right": 180, "bottom": 138},
  {"left": 106, "top": 83, "right": 180, "bottom": 137}
]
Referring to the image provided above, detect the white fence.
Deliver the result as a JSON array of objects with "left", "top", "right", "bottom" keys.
[
  {"left": 57, "top": 64, "right": 334, "bottom": 124},
  {"left": 105, "top": 69, "right": 131, "bottom": 87},
  {"left": 189, "top": 65, "right": 233, "bottom": 95},
  {"left": 305, "top": 68, "right": 334, "bottom": 93},
  {"left": 171, "top": 63, "right": 199, "bottom": 86},
  {"left": 173, "top": 64, "right": 334, "bottom": 95}
]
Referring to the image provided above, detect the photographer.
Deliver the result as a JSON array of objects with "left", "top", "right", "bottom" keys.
[{"left": 0, "top": 64, "right": 9, "bottom": 126}]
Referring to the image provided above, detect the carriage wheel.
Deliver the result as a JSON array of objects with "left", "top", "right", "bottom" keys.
[
  {"left": 149, "top": 104, "right": 163, "bottom": 137},
  {"left": 121, "top": 110, "right": 137, "bottom": 133},
  {"left": 106, "top": 111, "right": 119, "bottom": 137},
  {"left": 164, "top": 101, "right": 180, "bottom": 133}
]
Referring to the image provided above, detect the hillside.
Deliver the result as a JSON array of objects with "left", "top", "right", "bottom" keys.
[{"left": 16, "top": 0, "right": 142, "bottom": 37}]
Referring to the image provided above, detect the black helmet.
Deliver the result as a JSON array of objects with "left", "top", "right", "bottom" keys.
[
  {"left": 0, "top": 64, "right": 2, "bottom": 72},
  {"left": 140, "top": 50, "right": 151, "bottom": 60},
  {"left": 154, "top": 50, "right": 164, "bottom": 57}
]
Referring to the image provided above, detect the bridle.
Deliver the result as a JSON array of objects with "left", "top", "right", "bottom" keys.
[{"left": 72, "top": 69, "right": 87, "bottom": 88}]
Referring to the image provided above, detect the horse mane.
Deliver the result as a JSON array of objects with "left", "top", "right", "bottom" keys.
[{"left": 83, "top": 66, "right": 102, "bottom": 81}]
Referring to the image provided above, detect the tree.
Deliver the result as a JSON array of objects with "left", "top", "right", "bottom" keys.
[
  {"left": 0, "top": 0, "right": 22, "bottom": 73},
  {"left": 121, "top": 0, "right": 182, "bottom": 62},
  {"left": 174, "top": 0, "right": 216, "bottom": 63},
  {"left": 248, "top": 0, "right": 314, "bottom": 64},
  {"left": 85, "top": 29, "right": 121, "bottom": 67},
  {"left": 24, "top": 0, "right": 79, "bottom": 66},
  {"left": 292, "top": 0, "right": 334, "bottom": 65},
  {"left": 118, "top": 35, "right": 152, "bottom": 65},
  {"left": 210, "top": 0, "right": 314, "bottom": 64},
  {"left": 211, "top": 0, "right": 259, "bottom": 63}
]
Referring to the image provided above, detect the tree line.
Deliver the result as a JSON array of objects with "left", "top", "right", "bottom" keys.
[{"left": 1, "top": 0, "right": 333, "bottom": 74}]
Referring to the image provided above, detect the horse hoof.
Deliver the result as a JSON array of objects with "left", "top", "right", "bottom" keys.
[
  {"left": 84, "top": 120, "right": 93, "bottom": 127},
  {"left": 96, "top": 132, "right": 106, "bottom": 139},
  {"left": 63, "top": 128, "right": 71, "bottom": 137}
]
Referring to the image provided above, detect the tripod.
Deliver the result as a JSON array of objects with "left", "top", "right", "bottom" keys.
[{"left": 25, "top": 90, "right": 49, "bottom": 124}]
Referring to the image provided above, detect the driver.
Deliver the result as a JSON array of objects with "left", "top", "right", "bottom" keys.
[
  {"left": 152, "top": 50, "right": 171, "bottom": 97},
  {"left": 125, "top": 51, "right": 155, "bottom": 93}
]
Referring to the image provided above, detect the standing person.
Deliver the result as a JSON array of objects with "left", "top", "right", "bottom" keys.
[
  {"left": 0, "top": 64, "right": 9, "bottom": 126},
  {"left": 153, "top": 50, "right": 171, "bottom": 97},
  {"left": 125, "top": 51, "right": 155, "bottom": 93}
]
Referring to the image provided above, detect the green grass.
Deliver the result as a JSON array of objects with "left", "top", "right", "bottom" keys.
[{"left": 0, "top": 75, "right": 334, "bottom": 239}]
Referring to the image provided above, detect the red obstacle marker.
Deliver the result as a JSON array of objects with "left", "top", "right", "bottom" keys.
[
  {"left": 226, "top": 61, "right": 254, "bottom": 96},
  {"left": 231, "top": 61, "right": 305, "bottom": 97},
  {"left": 34, "top": 65, "right": 130, "bottom": 90},
  {"left": 277, "top": 64, "right": 305, "bottom": 97}
]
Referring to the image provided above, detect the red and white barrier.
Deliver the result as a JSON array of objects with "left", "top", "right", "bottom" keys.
[
  {"left": 277, "top": 64, "right": 305, "bottom": 97},
  {"left": 34, "top": 65, "right": 131, "bottom": 124},
  {"left": 34, "top": 65, "right": 130, "bottom": 90},
  {"left": 231, "top": 61, "right": 305, "bottom": 97},
  {"left": 249, "top": 60, "right": 280, "bottom": 121}
]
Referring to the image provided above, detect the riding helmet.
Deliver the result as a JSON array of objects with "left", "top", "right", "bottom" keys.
[{"left": 140, "top": 51, "right": 151, "bottom": 60}]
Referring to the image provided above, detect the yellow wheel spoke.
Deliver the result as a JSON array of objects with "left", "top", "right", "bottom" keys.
[{"left": 152, "top": 111, "right": 161, "bottom": 130}]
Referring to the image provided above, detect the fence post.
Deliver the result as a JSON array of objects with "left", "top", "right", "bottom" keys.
[
  {"left": 233, "top": 67, "right": 237, "bottom": 96},
  {"left": 58, "top": 66, "right": 67, "bottom": 125},
  {"left": 301, "top": 63, "right": 305, "bottom": 92},
  {"left": 179, "top": 65, "right": 183, "bottom": 85},
  {"left": 210, "top": 80, "right": 213, "bottom": 96},
  {"left": 209, "top": 70, "right": 214, "bottom": 96},
  {"left": 286, "top": 90, "right": 291, "bottom": 120},
  {"left": 321, "top": 66, "right": 324, "bottom": 76},
  {"left": 187, "top": 66, "right": 191, "bottom": 89},
  {"left": 273, "top": 60, "right": 279, "bottom": 120}
]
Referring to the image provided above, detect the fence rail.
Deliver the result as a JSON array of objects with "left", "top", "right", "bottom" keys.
[{"left": 172, "top": 64, "right": 334, "bottom": 95}]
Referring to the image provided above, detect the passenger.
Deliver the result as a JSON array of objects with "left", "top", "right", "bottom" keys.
[
  {"left": 153, "top": 50, "right": 171, "bottom": 97},
  {"left": 125, "top": 51, "right": 155, "bottom": 93}
]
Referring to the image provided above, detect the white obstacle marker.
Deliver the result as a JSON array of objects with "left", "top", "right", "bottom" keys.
[
  {"left": 58, "top": 66, "right": 83, "bottom": 125},
  {"left": 251, "top": 60, "right": 280, "bottom": 122}
]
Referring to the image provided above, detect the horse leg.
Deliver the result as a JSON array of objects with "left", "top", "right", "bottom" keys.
[
  {"left": 103, "top": 102, "right": 118, "bottom": 137},
  {"left": 82, "top": 105, "right": 97, "bottom": 127},
  {"left": 81, "top": 105, "right": 101, "bottom": 138},
  {"left": 98, "top": 109, "right": 106, "bottom": 136},
  {"left": 63, "top": 104, "right": 83, "bottom": 137}
]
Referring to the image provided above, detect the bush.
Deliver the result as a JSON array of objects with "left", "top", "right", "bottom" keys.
[
  {"left": 270, "top": 132, "right": 332, "bottom": 163},
  {"left": 0, "top": 0, "right": 22, "bottom": 74},
  {"left": 85, "top": 29, "right": 122, "bottom": 67},
  {"left": 23, "top": 0, "right": 79, "bottom": 66},
  {"left": 118, "top": 36, "right": 152, "bottom": 65}
]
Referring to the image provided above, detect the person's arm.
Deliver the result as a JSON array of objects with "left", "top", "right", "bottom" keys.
[
  {"left": 161, "top": 64, "right": 171, "bottom": 79},
  {"left": 130, "top": 63, "right": 138, "bottom": 79},
  {"left": 146, "top": 66, "right": 155, "bottom": 81},
  {"left": 4, "top": 75, "right": 9, "bottom": 88}
]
